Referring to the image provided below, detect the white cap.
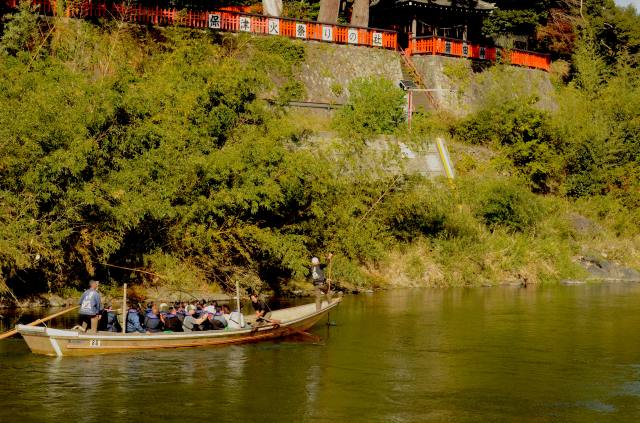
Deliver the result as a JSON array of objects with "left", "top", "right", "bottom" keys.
[
  {"left": 311, "top": 257, "right": 320, "bottom": 265},
  {"left": 204, "top": 305, "right": 216, "bottom": 314}
]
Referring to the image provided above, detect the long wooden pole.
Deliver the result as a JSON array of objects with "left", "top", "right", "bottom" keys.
[
  {"left": 0, "top": 305, "right": 79, "bottom": 340},
  {"left": 121, "top": 283, "right": 127, "bottom": 334},
  {"left": 327, "top": 254, "right": 334, "bottom": 293},
  {"left": 235, "top": 281, "right": 241, "bottom": 313}
]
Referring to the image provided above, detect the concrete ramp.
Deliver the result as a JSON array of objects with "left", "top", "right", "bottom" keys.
[{"left": 399, "top": 137, "right": 455, "bottom": 179}]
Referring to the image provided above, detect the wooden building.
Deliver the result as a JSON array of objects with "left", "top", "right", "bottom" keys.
[{"left": 370, "top": 0, "right": 495, "bottom": 45}]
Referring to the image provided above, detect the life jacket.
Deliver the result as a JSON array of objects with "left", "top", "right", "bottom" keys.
[
  {"left": 213, "top": 313, "right": 227, "bottom": 328},
  {"left": 163, "top": 313, "right": 183, "bottom": 332},
  {"left": 126, "top": 309, "right": 145, "bottom": 333},
  {"left": 208, "top": 316, "right": 225, "bottom": 330},
  {"left": 106, "top": 311, "right": 120, "bottom": 332},
  {"left": 311, "top": 265, "right": 326, "bottom": 285},
  {"left": 144, "top": 312, "right": 162, "bottom": 332}
]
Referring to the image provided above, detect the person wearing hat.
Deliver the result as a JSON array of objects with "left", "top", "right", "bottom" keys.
[
  {"left": 182, "top": 304, "right": 209, "bottom": 332},
  {"left": 311, "top": 253, "right": 333, "bottom": 311},
  {"left": 78, "top": 280, "right": 102, "bottom": 333}
]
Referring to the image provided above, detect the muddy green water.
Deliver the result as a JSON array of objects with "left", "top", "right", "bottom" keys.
[{"left": 2, "top": 284, "right": 640, "bottom": 422}]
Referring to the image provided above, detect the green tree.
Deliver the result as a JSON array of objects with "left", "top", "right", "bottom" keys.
[{"left": 332, "top": 77, "right": 406, "bottom": 143}]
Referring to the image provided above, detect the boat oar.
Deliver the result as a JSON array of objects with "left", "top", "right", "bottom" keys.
[{"left": 0, "top": 305, "right": 79, "bottom": 340}]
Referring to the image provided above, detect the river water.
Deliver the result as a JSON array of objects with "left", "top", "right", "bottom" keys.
[{"left": 2, "top": 284, "right": 640, "bottom": 422}]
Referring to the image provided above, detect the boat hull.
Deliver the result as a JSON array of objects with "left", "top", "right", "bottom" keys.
[{"left": 18, "top": 298, "right": 340, "bottom": 357}]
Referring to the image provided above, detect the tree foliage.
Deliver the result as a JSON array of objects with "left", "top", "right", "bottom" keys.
[
  {"left": 332, "top": 77, "right": 406, "bottom": 142},
  {"left": 0, "top": 0, "right": 638, "bottom": 296}
]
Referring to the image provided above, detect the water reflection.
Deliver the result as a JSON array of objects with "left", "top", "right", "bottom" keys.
[{"left": 2, "top": 284, "right": 640, "bottom": 421}]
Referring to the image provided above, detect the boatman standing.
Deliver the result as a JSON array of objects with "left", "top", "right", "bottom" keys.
[
  {"left": 311, "top": 253, "right": 333, "bottom": 311},
  {"left": 78, "top": 280, "right": 102, "bottom": 333}
]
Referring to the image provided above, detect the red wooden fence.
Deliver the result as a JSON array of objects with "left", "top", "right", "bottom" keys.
[
  {"left": 1, "top": 0, "right": 398, "bottom": 50},
  {"left": 407, "top": 35, "right": 550, "bottom": 72},
  {"left": 1, "top": 1, "right": 551, "bottom": 70}
]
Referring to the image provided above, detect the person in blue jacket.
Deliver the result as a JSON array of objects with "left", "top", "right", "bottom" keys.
[
  {"left": 78, "top": 280, "right": 102, "bottom": 333},
  {"left": 126, "top": 305, "right": 147, "bottom": 333},
  {"left": 144, "top": 303, "right": 163, "bottom": 333}
]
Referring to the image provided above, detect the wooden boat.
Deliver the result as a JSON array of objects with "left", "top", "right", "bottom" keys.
[{"left": 17, "top": 298, "right": 341, "bottom": 357}]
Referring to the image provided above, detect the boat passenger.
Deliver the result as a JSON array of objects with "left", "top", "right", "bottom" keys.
[
  {"left": 126, "top": 306, "right": 146, "bottom": 333},
  {"left": 182, "top": 304, "right": 209, "bottom": 332},
  {"left": 251, "top": 293, "right": 279, "bottom": 324},
  {"left": 161, "top": 306, "right": 183, "bottom": 332},
  {"left": 205, "top": 310, "right": 226, "bottom": 330},
  {"left": 222, "top": 304, "right": 244, "bottom": 329},
  {"left": 176, "top": 303, "right": 186, "bottom": 322},
  {"left": 98, "top": 307, "right": 109, "bottom": 332},
  {"left": 250, "top": 293, "right": 267, "bottom": 320},
  {"left": 78, "top": 280, "right": 102, "bottom": 333},
  {"left": 221, "top": 304, "right": 231, "bottom": 321},
  {"left": 214, "top": 309, "right": 227, "bottom": 328},
  {"left": 144, "top": 304, "right": 163, "bottom": 333},
  {"left": 105, "top": 305, "right": 121, "bottom": 332}
]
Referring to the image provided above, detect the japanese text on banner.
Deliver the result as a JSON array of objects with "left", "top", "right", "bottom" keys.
[
  {"left": 239, "top": 16, "right": 251, "bottom": 32},
  {"left": 348, "top": 28, "right": 358, "bottom": 44},
  {"left": 268, "top": 18, "right": 279, "bottom": 35},
  {"left": 372, "top": 32, "right": 383, "bottom": 47},
  {"left": 322, "top": 25, "right": 333, "bottom": 42},
  {"left": 296, "top": 23, "right": 307, "bottom": 39},
  {"left": 208, "top": 14, "right": 221, "bottom": 29}
]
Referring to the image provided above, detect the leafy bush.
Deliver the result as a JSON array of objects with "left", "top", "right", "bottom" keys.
[
  {"left": 452, "top": 99, "right": 562, "bottom": 193},
  {"left": 0, "top": 1, "right": 39, "bottom": 56},
  {"left": 332, "top": 77, "right": 406, "bottom": 142},
  {"left": 383, "top": 182, "right": 478, "bottom": 241},
  {"left": 474, "top": 179, "right": 543, "bottom": 233}
]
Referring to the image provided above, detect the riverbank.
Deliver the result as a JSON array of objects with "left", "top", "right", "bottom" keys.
[{"left": 3, "top": 252, "right": 639, "bottom": 310}]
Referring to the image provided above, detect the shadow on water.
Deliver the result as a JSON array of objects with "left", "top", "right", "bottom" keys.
[{"left": 2, "top": 284, "right": 640, "bottom": 421}]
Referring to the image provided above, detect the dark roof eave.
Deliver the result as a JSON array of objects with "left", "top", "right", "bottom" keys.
[{"left": 390, "top": 0, "right": 495, "bottom": 13}]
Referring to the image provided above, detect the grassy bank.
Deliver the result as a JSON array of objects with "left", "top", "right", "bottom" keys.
[{"left": 0, "top": 4, "right": 638, "bottom": 304}]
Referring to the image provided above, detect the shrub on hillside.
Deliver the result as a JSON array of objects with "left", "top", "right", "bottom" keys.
[
  {"left": 383, "top": 182, "right": 479, "bottom": 241},
  {"left": 384, "top": 187, "right": 450, "bottom": 241},
  {"left": 0, "top": 1, "right": 39, "bottom": 56},
  {"left": 452, "top": 99, "right": 562, "bottom": 193},
  {"left": 332, "top": 77, "right": 406, "bottom": 142},
  {"left": 474, "top": 179, "right": 543, "bottom": 233}
]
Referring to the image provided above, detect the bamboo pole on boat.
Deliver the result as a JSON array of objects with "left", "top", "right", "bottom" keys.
[
  {"left": 0, "top": 305, "right": 80, "bottom": 340},
  {"left": 235, "top": 281, "right": 241, "bottom": 313},
  {"left": 327, "top": 254, "right": 334, "bottom": 293},
  {"left": 121, "top": 283, "right": 127, "bottom": 334}
]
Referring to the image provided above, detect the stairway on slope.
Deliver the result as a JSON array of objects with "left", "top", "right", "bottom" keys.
[{"left": 398, "top": 49, "right": 438, "bottom": 112}]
